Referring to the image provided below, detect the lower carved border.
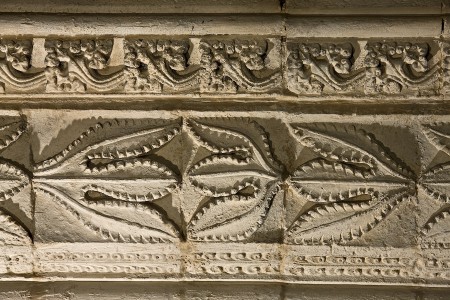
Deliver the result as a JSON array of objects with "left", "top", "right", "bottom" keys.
[
  {"left": 0, "top": 246, "right": 32, "bottom": 276},
  {"left": 0, "top": 243, "right": 441, "bottom": 285}
]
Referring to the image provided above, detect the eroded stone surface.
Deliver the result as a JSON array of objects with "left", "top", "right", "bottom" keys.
[
  {"left": 0, "top": 37, "right": 448, "bottom": 97},
  {"left": 0, "top": 1, "right": 448, "bottom": 297},
  {"left": 0, "top": 110, "right": 446, "bottom": 287}
]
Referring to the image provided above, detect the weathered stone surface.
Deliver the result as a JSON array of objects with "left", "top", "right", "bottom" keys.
[
  {"left": 0, "top": 1, "right": 449, "bottom": 298},
  {"left": 0, "top": 110, "right": 446, "bottom": 286}
]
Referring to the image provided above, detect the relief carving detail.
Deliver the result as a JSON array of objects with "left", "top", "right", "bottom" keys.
[
  {"left": 34, "top": 118, "right": 182, "bottom": 243},
  {"left": 0, "top": 39, "right": 46, "bottom": 93},
  {"left": 44, "top": 39, "right": 124, "bottom": 93},
  {"left": 286, "top": 43, "right": 364, "bottom": 95},
  {"left": 0, "top": 37, "right": 446, "bottom": 96},
  {"left": 364, "top": 42, "right": 439, "bottom": 95},
  {"left": 0, "top": 117, "right": 31, "bottom": 246},
  {"left": 0, "top": 33, "right": 448, "bottom": 285},
  {"left": 124, "top": 39, "right": 199, "bottom": 93},
  {"left": 186, "top": 118, "right": 283, "bottom": 241},
  {"left": 286, "top": 123, "right": 415, "bottom": 245},
  {"left": 199, "top": 40, "right": 281, "bottom": 93}
]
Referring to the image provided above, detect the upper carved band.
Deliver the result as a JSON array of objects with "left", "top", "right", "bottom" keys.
[{"left": 0, "top": 38, "right": 446, "bottom": 96}]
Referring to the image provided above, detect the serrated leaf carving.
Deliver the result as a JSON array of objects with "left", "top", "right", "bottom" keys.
[
  {"left": 0, "top": 118, "right": 30, "bottom": 201},
  {"left": 35, "top": 183, "right": 179, "bottom": 243},
  {"left": 0, "top": 119, "right": 27, "bottom": 151},
  {"left": 421, "top": 206, "right": 450, "bottom": 245},
  {"left": 34, "top": 119, "right": 180, "bottom": 201},
  {"left": 0, "top": 208, "right": 30, "bottom": 246},
  {"left": 187, "top": 118, "right": 281, "bottom": 176},
  {"left": 35, "top": 119, "right": 180, "bottom": 174},
  {"left": 0, "top": 117, "right": 31, "bottom": 246},
  {"left": 290, "top": 158, "right": 409, "bottom": 203},
  {"left": 421, "top": 132, "right": 450, "bottom": 205},
  {"left": 186, "top": 118, "right": 283, "bottom": 241},
  {"left": 286, "top": 192, "right": 410, "bottom": 245},
  {"left": 0, "top": 161, "right": 29, "bottom": 202},
  {"left": 423, "top": 126, "right": 450, "bottom": 155},
  {"left": 422, "top": 161, "right": 450, "bottom": 204},
  {"left": 80, "top": 197, "right": 180, "bottom": 238},
  {"left": 188, "top": 181, "right": 279, "bottom": 241},
  {"left": 34, "top": 118, "right": 181, "bottom": 243},
  {"left": 292, "top": 123, "right": 413, "bottom": 180},
  {"left": 287, "top": 123, "right": 415, "bottom": 245},
  {"left": 420, "top": 125, "right": 450, "bottom": 246},
  {"left": 422, "top": 123, "right": 450, "bottom": 205}
]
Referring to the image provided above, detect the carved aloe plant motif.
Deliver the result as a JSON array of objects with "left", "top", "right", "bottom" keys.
[
  {"left": 199, "top": 40, "right": 281, "bottom": 93},
  {"left": 364, "top": 42, "right": 438, "bottom": 95},
  {"left": 45, "top": 39, "right": 124, "bottom": 93},
  {"left": 286, "top": 123, "right": 416, "bottom": 245},
  {"left": 286, "top": 43, "right": 364, "bottom": 95},
  {"left": 186, "top": 118, "right": 283, "bottom": 241},
  {"left": 420, "top": 125, "right": 450, "bottom": 246},
  {"left": 124, "top": 39, "right": 199, "bottom": 93},
  {"left": 0, "top": 117, "right": 31, "bottom": 246},
  {"left": 0, "top": 39, "right": 46, "bottom": 93},
  {"left": 34, "top": 118, "right": 182, "bottom": 243}
]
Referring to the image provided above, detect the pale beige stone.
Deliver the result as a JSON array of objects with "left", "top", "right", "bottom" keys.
[{"left": 0, "top": 1, "right": 448, "bottom": 298}]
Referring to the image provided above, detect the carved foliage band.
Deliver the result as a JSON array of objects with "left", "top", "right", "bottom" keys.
[{"left": 0, "top": 38, "right": 447, "bottom": 95}]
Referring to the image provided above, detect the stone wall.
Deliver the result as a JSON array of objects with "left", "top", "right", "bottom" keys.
[{"left": 0, "top": 1, "right": 449, "bottom": 298}]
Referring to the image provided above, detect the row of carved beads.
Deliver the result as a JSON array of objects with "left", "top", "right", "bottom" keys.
[{"left": 0, "top": 38, "right": 447, "bottom": 95}]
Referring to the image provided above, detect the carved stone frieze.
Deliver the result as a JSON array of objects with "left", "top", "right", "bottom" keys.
[
  {"left": 0, "top": 1, "right": 448, "bottom": 297},
  {"left": 185, "top": 118, "right": 283, "bottom": 241},
  {"left": 0, "top": 37, "right": 445, "bottom": 97},
  {"left": 34, "top": 243, "right": 181, "bottom": 276},
  {"left": 285, "top": 40, "right": 441, "bottom": 96},
  {"left": 0, "top": 110, "right": 445, "bottom": 286}
]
